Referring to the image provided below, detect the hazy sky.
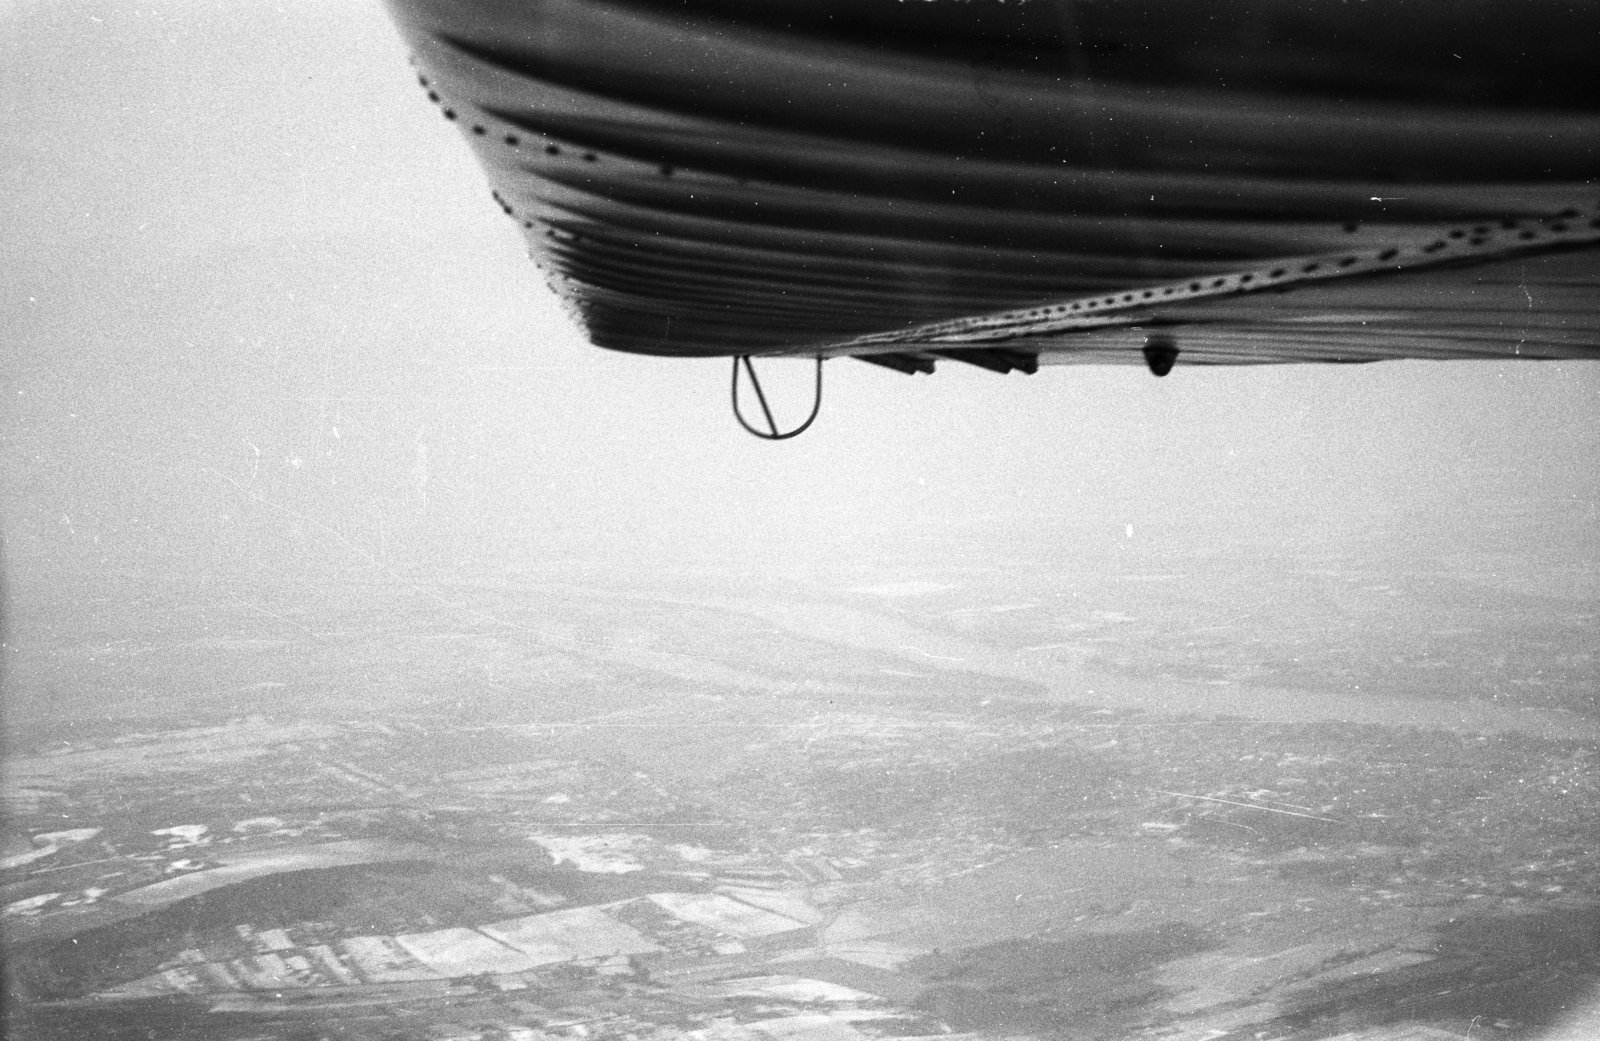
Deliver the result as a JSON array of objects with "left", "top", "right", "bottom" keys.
[{"left": 4, "top": 0, "right": 1598, "bottom": 585}]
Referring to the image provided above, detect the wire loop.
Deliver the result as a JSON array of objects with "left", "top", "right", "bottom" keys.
[{"left": 730, "top": 355, "right": 824, "bottom": 440}]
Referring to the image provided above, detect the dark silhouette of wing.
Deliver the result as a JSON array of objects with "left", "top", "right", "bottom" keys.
[{"left": 384, "top": 0, "right": 1600, "bottom": 371}]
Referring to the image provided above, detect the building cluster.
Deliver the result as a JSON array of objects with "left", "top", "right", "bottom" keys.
[
  {"left": 101, "top": 888, "right": 821, "bottom": 998},
  {"left": 75, "top": 879, "right": 980, "bottom": 1041}
]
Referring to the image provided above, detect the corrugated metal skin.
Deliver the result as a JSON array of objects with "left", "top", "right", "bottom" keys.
[{"left": 384, "top": 0, "right": 1599, "bottom": 363}]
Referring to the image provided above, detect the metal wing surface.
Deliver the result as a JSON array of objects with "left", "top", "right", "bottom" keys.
[{"left": 383, "top": 0, "right": 1600, "bottom": 373}]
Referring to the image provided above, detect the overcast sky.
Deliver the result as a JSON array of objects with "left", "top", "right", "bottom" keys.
[{"left": 4, "top": 0, "right": 1598, "bottom": 589}]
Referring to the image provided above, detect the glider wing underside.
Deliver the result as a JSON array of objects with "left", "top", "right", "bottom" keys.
[{"left": 384, "top": 0, "right": 1600, "bottom": 372}]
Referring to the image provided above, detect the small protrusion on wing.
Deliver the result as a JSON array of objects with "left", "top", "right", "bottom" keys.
[
  {"left": 1142, "top": 334, "right": 1180, "bottom": 376},
  {"left": 855, "top": 352, "right": 938, "bottom": 375}
]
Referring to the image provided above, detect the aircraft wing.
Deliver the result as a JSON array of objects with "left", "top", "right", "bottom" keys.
[
  {"left": 793, "top": 228, "right": 1600, "bottom": 375},
  {"left": 383, "top": 0, "right": 1600, "bottom": 375}
]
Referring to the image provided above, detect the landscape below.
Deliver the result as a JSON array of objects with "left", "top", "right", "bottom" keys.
[{"left": 4, "top": 532, "right": 1597, "bottom": 1041}]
